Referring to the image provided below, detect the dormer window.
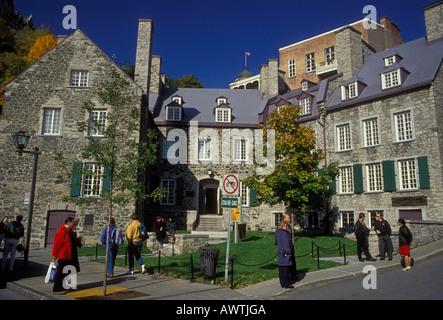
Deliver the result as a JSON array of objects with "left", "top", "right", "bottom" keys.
[
  {"left": 301, "top": 82, "right": 308, "bottom": 91},
  {"left": 384, "top": 56, "right": 396, "bottom": 67},
  {"left": 381, "top": 69, "right": 401, "bottom": 89},
  {"left": 299, "top": 98, "right": 311, "bottom": 115},
  {"left": 166, "top": 106, "right": 182, "bottom": 121},
  {"left": 217, "top": 97, "right": 227, "bottom": 106},
  {"left": 384, "top": 54, "right": 402, "bottom": 67},
  {"left": 341, "top": 82, "right": 358, "bottom": 100},
  {"left": 172, "top": 96, "right": 182, "bottom": 105},
  {"left": 215, "top": 108, "right": 231, "bottom": 122}
]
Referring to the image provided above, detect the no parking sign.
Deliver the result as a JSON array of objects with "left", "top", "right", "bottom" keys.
[{"left": 222, "top": 174, "right": 239, "bottom": 196}]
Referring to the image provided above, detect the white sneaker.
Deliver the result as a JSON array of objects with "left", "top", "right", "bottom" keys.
[
  {"left": 127, "top": 270, "right": 134, "bottom": 275},
  {"left": 141, "top": 265, "right": 146, "bottom": 275}
]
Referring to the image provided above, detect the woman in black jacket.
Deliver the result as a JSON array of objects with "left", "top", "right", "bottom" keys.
[
  {"left": 398, "top": 218, "right": 413, "bottom": 271},
  {"left": 277, "top": 221, "right": 294, "bottom": 289}
]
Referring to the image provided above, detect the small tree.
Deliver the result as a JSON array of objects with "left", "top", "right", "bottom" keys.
[
  {"left": 244, "top": 104, "right": 338, "bottom": 230},
  {"left": 56, "top": 70, "right": 162, "bottom": 296}
]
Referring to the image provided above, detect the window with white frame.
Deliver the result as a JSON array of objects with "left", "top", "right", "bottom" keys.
[
  {"left": 198, "top": 139, "right": 211, "bottom": 160},
  {"left": 88, "top": 110, "right": 107, "bottom": 136},
  {"left": 82, "top": 163, "right": 103, "bottom": 197},
  {"left": 381, "top": 69, "right": 401, "bottom": 89},
  {"left": 325, "top": 46, "right": 335, "bottom": 62},
  {"left": 394, "top": 110, "right": 414, "bottom": 142},
  {"left": 305, "top": 53, "right": 315, "bottom": 73},
  {"left": 384, "top": 56, "right": 396, "bottom": 67},
  {"left": 301, "top": 82, "right": 308, "bottom": 91},
  {"left": 217, "top": 97, "right": 227, "bottom": 105},
  {"left": 336, "top": 123, "right": 351, "bottom": 151},
  {"left": 172, "top": 96, "right": 182, "bottom": 105},
  {"left": 70, "top": 70, "right": 89, "bottom": 87},
  {"left": 160, "top": 179, "right": 176, "bottom": 205},
  {"left": 339, "top": 166, "right": 353, "bottom": 194},
  {"left": 398, "top": 159, "right": 418, "bottom": 190},
  {"left": 166, "top": 106, "right": 181, "bottom": 121},
  {"left": 162, "top": 138, "right": 178, "bottom": 159},
  {"left": 300, "top": 98, "right": 311, "bottom": 115},
  {"left": 234, "top": 139, "right": 247, "bottom": 161},
  {"left": 341, "top": 82, "right": 358, "bottom": 100},
  {"left": 42, "top": 108, "right": 61, "bottom": 135},
  {"left": 365, "top": 163, "right": 383, "bottom": 192},
  {"left": 341, "top": 211, "right": 354, "bottom": 229},
  {"left": 240, "top": 182, "right": 250, "bottom": 206},
  {"left": 288, "top": 59, "right": 296, "bottom": 78},
  {"left": 215, "top": 108, "right": 231, "bottom": 122},
  {"left": 362, "top": 118, "right": 379, "bottom": 147}
]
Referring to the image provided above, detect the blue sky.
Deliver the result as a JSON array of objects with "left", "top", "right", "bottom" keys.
[{"left": 15, "top": 0, "right": 433, "bottom": 88}]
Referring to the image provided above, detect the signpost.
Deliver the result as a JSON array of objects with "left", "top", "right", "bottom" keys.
[{"left": 223, "top": 174, "right": 242, "bottom": 283}]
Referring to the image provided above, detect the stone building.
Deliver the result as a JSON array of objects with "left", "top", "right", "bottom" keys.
[
  {"left": 1, "top": 1, "right": 443, "bottom": 249},
  {"left": 262, "top": 1, "right": 443, "bottom": 248},
  {"left": 0, "top": 21, "right": 155, "bottom": 247}
]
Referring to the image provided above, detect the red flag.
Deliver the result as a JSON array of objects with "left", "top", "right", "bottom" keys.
[{"left": 245, "top": 52, "right": 251, "bottom": 56}]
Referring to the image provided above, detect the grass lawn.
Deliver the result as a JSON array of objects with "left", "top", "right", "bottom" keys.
[{"left": 87, "top": 231, "right": 357, "bottom": 289}]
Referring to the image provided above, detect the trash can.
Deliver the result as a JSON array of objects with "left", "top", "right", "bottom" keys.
[
  {"left": 238, "top": 223, "right": 246, "bottom": 240},
  {"left": 199, "top": 246, "right": 220, "bottom": 279}
]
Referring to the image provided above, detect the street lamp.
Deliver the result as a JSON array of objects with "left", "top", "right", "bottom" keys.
[{"left": 13, "top": 131, "right": 42, "bottom": 267}]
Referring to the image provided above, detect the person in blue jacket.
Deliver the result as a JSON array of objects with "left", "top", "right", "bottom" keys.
[
  {"left": 101, "top": 218, "right": 118, "bottom": 278},
  {"left": 277, "top": 220, "right": 294, "bottom": 289}
]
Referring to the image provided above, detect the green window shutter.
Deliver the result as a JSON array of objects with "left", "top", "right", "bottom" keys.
[
  {"left": 418, "top": 156, "right": 430, "bottom": 189},
  {"left": 382, "top": 160, "right": 396, "bottom": 191},
  {"left": 70, "top": 162, "right": 83, "bottom": 197},
  {"left": 353, "top": 164, "right": 363, "bottom": 193},
  {"left": 101, "top": 167, "right": 112, "bottom": 196},
  {"left": 249, "top": 188, "right": 257, "bottom": 207},
  {"left": 329, "top": 179, "right": 336, "bottom": 194}
]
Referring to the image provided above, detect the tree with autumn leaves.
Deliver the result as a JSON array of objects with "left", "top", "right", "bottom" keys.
[
  {"left": 0, "top": 19, "right": 56, "bottom": 106},
  {"left": 244, "top": 103, "right": 338, "bottom": 232}
]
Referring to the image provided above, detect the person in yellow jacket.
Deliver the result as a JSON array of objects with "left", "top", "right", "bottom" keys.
[{"left": 126, "top": 214, "right": 146, "bottom": 274}]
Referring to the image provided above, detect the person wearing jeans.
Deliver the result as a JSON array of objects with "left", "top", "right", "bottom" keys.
[
  {"left": 1, "top": 215, "right": 24, "bottom": 272},
  {"left": 126, "top": 214, "right": 146, "bottom": 274},
  {"left": 100, "top": 218, "right": 119, "bottom": 277}
]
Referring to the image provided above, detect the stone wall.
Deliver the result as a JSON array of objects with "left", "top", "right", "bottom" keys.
[{"left": 146, "top": 232, "right": 209, "bottom": 255}]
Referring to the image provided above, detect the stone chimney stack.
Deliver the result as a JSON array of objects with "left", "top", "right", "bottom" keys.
[
  {"left": 134, "top": 19, "right": 153, "bottom": 93},
  {"left": 150, "top": 55, "right": 162, "bottom": 95},
  {"left": 260, "top": 59, "right": 281, "bottom": 95},
  {"left": 335, "top": 26, "right": 364, "bottom": 81},
  {"left": 424, "top": 1, "right": 443, "bottom": 42}
]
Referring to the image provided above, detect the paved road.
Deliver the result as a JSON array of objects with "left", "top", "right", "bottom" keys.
[
  {"left": 0, "top": 287, "right": 31, "bottom": 300},
  {"left": 277, "top": 254, "right": 443, "bottom": 300}
]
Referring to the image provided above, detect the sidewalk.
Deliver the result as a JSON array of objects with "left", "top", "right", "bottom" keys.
[{"left": 3, "top": 238, "right": 443, "bottom": 300}]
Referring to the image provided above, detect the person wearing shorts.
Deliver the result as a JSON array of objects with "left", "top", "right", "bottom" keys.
[{"left": 398, "top": 218, "right": 413, "bottom": 271}]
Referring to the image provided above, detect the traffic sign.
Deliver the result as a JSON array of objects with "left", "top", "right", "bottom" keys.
[
  {"left": 221, "top": 197, "right": 239, "bottom": 208},
  {"left": 222, "top": 174, "right": 239, "bottom": 196}
]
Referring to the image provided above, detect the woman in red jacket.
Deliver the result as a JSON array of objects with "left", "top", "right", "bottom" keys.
[{"left": 51, "top": 217, "right": 75, "bottom": 293}]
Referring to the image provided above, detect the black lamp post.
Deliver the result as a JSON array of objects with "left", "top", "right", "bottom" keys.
[{"left": 13, "top": 131, "right": 42, "bottom": 267}]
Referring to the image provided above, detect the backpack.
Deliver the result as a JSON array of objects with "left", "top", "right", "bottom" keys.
[
  {"left": 111, "top": 227, "right": 125, "bottom": 245},
  {"left": 139, "top": 223, "right": 149, "bottom": 240}
]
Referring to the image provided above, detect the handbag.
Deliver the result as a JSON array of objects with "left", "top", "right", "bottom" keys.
[
  {"left": 16, "top": 244, "right": 24, "bottom": 253},
  {"left": 45, "top": 261, "right": 57, "bottom": 284}
]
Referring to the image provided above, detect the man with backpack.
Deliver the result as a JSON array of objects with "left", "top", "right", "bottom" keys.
[
  {"left": 101, "top": 218, "right": 125, "bottom": 278},
  {"left": 126, "top": 214, "right": 147, "bottom": 275},
  {"left": 1, "top": 215, "right": 24, "bottom": 272}
]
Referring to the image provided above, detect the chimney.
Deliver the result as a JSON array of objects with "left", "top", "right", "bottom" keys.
[
  {"left": 423, "top": 1, "right": 443, "bottom": 42},
  {"left": 335, "top": 26, "right": 364, "bottom": 80},
  {"left": 150, "top": 55, "right": 162, "bottom": 95},
  {"left": 379, "top": 16, "right": 403, "bottom": 49},
  {"left": 134, "top": 19, "right": 154, "bottom": 93}
]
